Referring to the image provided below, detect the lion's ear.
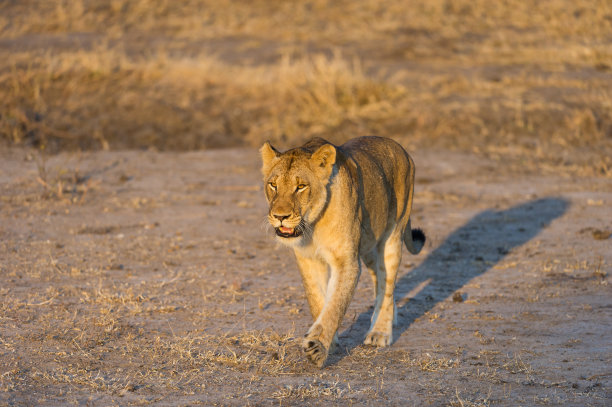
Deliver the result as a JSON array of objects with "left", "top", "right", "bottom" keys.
[
  {"left": 260, "top": 141, "right": 280, "bottom": 175},
  {"left": 310, "top": 144, "right": 336, "bottom": 179}
]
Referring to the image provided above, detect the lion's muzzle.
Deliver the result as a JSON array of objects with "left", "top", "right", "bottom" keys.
[{"left": 275, "top": 225, "right": 303, "bottom": 238}]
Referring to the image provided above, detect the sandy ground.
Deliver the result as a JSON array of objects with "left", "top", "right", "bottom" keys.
[{"left": 0, "top": 146, "right": 610, "bottom": 406}]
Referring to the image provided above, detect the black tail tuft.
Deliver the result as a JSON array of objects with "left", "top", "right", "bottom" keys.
[
  {"left": 412, "top": 228, "right": 426, "bottom": 246},
  {"left": 404, "top": 227, "right": 426, "bottom": 254}
]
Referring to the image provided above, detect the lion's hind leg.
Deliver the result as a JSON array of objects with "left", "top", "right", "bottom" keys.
[
  {"left": 364, "top": 230, "right": 402, "bottom": 347},
  {"left": 361, "top": 249, "right": 379, "bottom": 305}
]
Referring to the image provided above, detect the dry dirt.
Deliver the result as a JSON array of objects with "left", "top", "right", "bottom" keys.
[{"left": 0, "top": 146, "right": 610, "bottom": 406}]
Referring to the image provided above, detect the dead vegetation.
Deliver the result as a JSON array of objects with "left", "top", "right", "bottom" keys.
[
  {"left": 1, "top": 0, "right": 611, "bottom": 177},
  {"left": 1, "top": 2, "right": 612, "bottom": 406}
]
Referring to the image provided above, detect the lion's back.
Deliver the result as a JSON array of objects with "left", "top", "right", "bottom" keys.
[
  {"left": 339, "top": 136, "right": 411, "bottom": 178},
  {"left": 337, "top": 136, "right": 415, "bottom": 237}
]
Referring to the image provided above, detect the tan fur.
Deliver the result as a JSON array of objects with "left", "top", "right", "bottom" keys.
[{"left": 260, "top": 136, "right": 425, "bottom": 367}]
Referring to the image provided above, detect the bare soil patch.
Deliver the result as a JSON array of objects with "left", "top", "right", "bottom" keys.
[{"left": 1, "top": 147, "right": 610, "bottom": 406}]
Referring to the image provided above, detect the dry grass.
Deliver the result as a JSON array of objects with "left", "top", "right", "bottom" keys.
[
  {"left": 398, "top": 350, "right": 461, "bottom": 372},
  {"left": 451, "top": 388, "right": 493, "bottom": 407},
  {"left": 0, "top": 262, "right": 304, "bottom": 398},
  {"left": 1, "top": 45, "right": 401, "bottom": 150},
  {"left": 1, "top": 0, "right": 611, "bottom": 176},
  {"left": 271, "top": 379, "right": 346, "bottom": 401}
]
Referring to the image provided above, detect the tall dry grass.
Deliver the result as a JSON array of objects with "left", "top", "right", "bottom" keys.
[
  {"left": 1, "top": 0, "right": 611, "bottom": 175},
  {"left": 1, "top": 46, "right": 402, "bottom": 149}
]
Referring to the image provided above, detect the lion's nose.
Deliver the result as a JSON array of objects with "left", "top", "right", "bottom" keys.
[{"left": 273, "top": 213, "right": 291, "bottom": 222}]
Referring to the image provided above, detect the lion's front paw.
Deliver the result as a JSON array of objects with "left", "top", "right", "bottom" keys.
[
  {"left": 302, "top": 337, "right": 328, "bottom": 367},
  {"left": 364, "top": 330, "right": 392, "bottom": 347}
]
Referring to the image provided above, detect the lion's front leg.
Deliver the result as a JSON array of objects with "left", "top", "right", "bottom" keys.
[
  {"left": 302, "top": 255, "right": 360, "bottom": 367},
  {"left": 295, "top": 253, "right": 328, "bottom": 321}
]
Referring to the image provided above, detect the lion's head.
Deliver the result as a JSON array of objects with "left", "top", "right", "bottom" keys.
[{"left": 260, "top": 139, "right": 336, "bottom": 244}]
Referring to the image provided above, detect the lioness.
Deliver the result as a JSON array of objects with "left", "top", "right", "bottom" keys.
[{"left": 260, "top": 136, "right": 425, "bottom": 367}]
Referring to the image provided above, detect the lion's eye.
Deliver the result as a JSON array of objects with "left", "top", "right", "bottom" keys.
[
  {"left": 268, "top": 182, "right": 277, "bottom": 191},
  {"left": 296, "top": 184, "right": 307, "bottom": 191}
]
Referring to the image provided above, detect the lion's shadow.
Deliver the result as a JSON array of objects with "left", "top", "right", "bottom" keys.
[{"left": 331, "top": 197, "right": 568, "bottom": 365}]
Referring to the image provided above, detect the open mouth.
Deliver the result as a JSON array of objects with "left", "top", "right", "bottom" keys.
[{"left": 275, "top": 225, "right": 303, "bottom": 238}]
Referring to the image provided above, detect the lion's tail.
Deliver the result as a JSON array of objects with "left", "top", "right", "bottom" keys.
[
  {"left": 404, "top": 225, "right": 426, "bottom": 255},
  {"left": 402, "top": 152, "right": 425, "bottom": 255}
]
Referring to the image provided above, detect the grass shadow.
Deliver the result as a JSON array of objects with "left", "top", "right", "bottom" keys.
[{"left": 333, "top": 197, "right": 569, "bottom": 364}]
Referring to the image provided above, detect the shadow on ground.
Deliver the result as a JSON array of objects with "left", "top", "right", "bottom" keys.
[{"left": 334, "top": 197, "right": 569, "bottom": 364}]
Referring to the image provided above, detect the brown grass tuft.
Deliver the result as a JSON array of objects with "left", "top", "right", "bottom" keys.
[{"left": 0, "top": 0, "right": 611, "bottom": 177}]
